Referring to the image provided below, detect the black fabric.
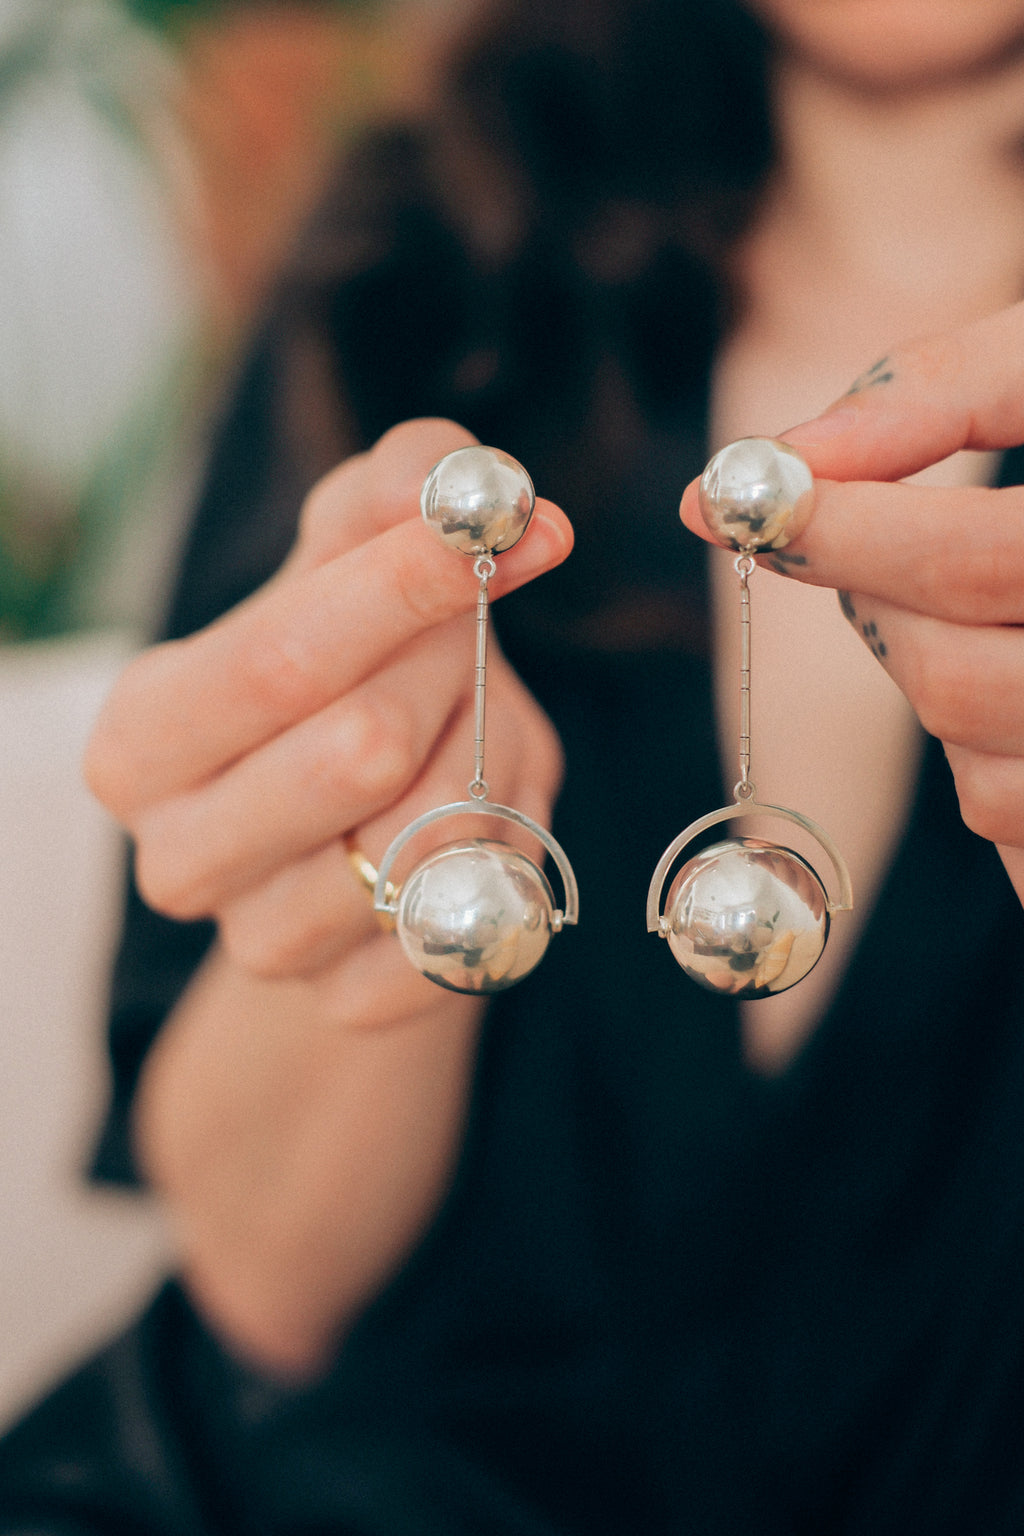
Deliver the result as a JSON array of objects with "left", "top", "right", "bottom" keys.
[{"left": 8, "top": 120, "right": 1024, "bottom": 1532}]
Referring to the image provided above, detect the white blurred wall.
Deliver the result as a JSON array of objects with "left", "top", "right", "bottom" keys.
[
  {"left": 0, "top": 0, "right": 193, "bottom": 1428},
  {"left": 0, "top": 633, "right": 173, "bottom": 1432}
]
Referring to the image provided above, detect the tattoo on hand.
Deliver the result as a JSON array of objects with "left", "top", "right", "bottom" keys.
[
  {"left": 839, "top": 590, "right": 888, "bottom": 661},
  {"left": 862, "top": 618, "right": 888, "bottom": 661},
  {"left": 846, "top": 356, "right": 894, "bottom": 395},
  {"left": 766, "top": 550, "right": 809, "bottom": 576}
]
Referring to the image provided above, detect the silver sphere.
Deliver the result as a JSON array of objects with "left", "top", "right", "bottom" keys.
[
  {"left": 699, "top": 437, "right": 814, "bottom": 552},
  {"left": 396, "top": 838, "right": 555, "bottom": 994},
  {"left": 664, "top": 837, "right": 829, "bottom": 997},
  {"left": 421, "top": 445, "right": 535, "bottom": 556}
]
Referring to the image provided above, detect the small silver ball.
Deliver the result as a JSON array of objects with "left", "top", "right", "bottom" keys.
[
  {"left": 421, "top": 445, "right": 535, "bottom": 556},
  {"left": 396, "top": 838, "right": 555, "bottom": 994},
  {"left": 664, "top": 837, "right": 829, "bottom": 997},
  {"left": 699, "top": 437, "right": 814, "bottom": 552}
]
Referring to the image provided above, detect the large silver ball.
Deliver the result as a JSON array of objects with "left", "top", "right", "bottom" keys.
[
  {"left": 664, "top": 837, "right": 829, "bottom": 997},
  {"left": 396, "top": 838, "right": 555, "bottom": 994},
  {"left": 699, "top": 437, "right": 814, "bottom": 552},
  {"left": 421, "top": 445, "right": 535, "bottom": 556}
]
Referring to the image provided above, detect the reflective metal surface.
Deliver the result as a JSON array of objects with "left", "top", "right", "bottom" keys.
[
  {"left": 421, "top": 445, "right": 535, "bottom": 555},
  {"left": 664, "top": 836, "right": 829, "bottom": 997},
  {"left": 396, "top": 838, "right": 555, "bottom": 994},
  {"left": 699, "top": 437, "right": 814, "bottom": 552}
]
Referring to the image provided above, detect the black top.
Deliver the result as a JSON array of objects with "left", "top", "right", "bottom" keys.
[{"left": 2, "top": 125, "right": 1024, "bottom": 1534}]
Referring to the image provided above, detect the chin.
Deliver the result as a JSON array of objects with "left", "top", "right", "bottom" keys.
[{"left": 748, "top": 0, "right": 1024, "bottom": 92}]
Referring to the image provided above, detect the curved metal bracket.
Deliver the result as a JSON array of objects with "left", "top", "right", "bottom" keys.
[
  {"left": 375, "top": 800, "right": 579, "bottom": 928},
  {"left": 646, "top": 797, "right": 853, "bottom": 934}
]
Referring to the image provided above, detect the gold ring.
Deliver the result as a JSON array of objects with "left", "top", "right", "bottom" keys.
[{"left": 343, "top": 834, "right": 397, "bottom": 931}]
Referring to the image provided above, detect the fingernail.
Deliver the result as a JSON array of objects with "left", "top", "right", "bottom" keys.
[{"left": 523, "top": 509, "right": 574, "bottom": 568}]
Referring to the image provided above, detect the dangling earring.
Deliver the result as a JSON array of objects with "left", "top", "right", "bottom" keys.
[
  {"left": 374, "top": 445, "right": 579, "bottom": 994},
  {"left": 646, "top": 437, "right": 853, "bottom": 998}
]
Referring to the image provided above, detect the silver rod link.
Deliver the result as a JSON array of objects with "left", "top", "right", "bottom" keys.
[
  {"left": 734, "top": 552, "right": 755, "bottom": 799},
  {"left": 470, "top": 555, "right": 496, "bottom": 798}
]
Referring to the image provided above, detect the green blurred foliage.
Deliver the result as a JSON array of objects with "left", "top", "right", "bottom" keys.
[{"left": 124, "top": 0, "right": 376, "bottom": 36}]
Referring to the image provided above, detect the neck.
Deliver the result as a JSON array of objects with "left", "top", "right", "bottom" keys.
[{"left": 764, "top": 47, "right": 1024, "bottom": 309}]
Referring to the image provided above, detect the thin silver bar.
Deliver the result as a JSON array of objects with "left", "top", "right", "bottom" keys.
[
  {"left": 470, "top": 555, "right": 495, "bottom": 798},
  {"left": 735, "top": 552, "right": 754, "bottom": 796}
]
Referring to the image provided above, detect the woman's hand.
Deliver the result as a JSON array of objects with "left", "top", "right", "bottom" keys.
[
  {"left": 680, "top": 300, "right": 1024, "bottom": 906},
  {"left": 83, "top": 418, "right": 573, "bottom": 1374},
  {"left": 87, "top": 418, "right": 572, "bottom": 994}
]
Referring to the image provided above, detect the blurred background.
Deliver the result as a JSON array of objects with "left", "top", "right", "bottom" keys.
[{"left": 0, "top": 0, "right": 470, "bottom": 1430}]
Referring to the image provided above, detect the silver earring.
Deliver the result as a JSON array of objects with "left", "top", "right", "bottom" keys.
[
  {"left": 374, "top": 445, "right": 579, "bottom": 994},
  {"left": 647, "top": 437, "right": 853, "bottom": 998}
]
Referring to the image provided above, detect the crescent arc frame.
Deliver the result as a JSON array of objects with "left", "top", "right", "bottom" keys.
[
  {"left": 374, "top": 799, "right": 580, "bottom": 928},
  {"left": 646, "top": 798, "right": 853, "bottom": 936}
]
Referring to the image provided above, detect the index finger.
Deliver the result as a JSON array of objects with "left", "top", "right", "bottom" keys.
[
  {"left": 282, "top": 418, "right": 479, "bottom": 577},
  {"left": 789, "top": 301, "right": 1024, "bottom": 481},
  {"left": 703, "top": 477, "right": 1022, "bottom": 625},
  {"left": 88, "top": 475, "right": 572, "bottom": 821}
]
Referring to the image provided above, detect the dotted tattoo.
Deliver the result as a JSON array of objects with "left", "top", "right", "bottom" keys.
[{"left": 861, "top": 618, "right": 888, "bottom": 662}]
